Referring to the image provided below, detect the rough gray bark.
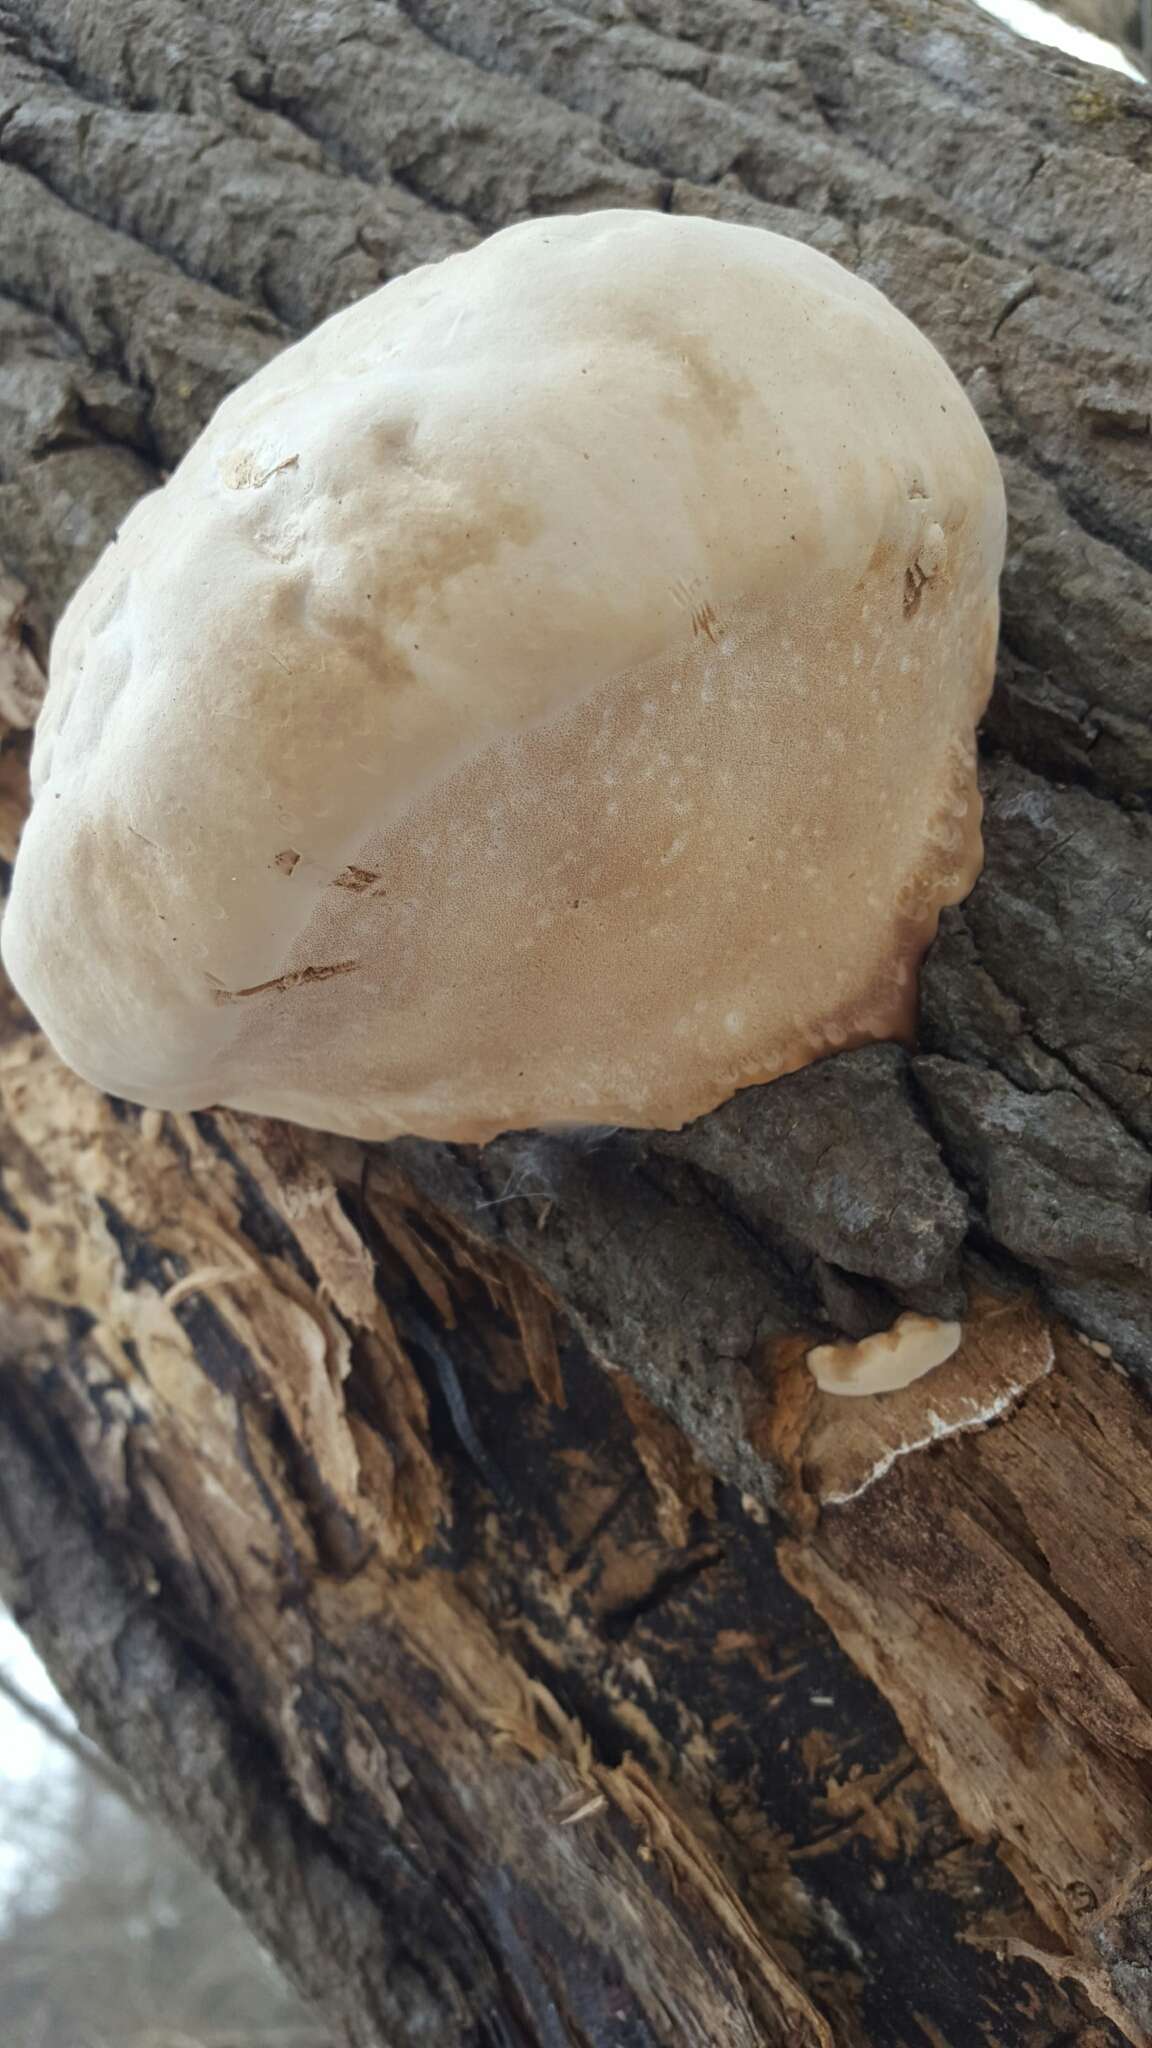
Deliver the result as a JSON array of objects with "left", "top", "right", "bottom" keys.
[{"left": 0, "top": 1, "right": 1150, "bottom": 2043}]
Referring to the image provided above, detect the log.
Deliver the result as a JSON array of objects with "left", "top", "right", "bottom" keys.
[{"left": 1, "top": 0, "right": 1150, "bottom": 2040}]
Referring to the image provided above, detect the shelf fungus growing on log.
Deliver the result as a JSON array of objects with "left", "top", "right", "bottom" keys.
[
  {"left": 2, "top": 211, "right": 1006, "bottom": 1142},
  {"left": 806, "top": 1312, "right": 963, "bottom": 1398}
]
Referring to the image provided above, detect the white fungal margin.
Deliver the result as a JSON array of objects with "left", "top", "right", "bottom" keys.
[{"left": 822, "top": 1331, "right": 1056, "bottom": 1507}]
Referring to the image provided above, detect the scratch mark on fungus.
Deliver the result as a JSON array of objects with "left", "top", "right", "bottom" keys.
[
  {"left": 692, "top": 602, "right": 720, "bottom": 642},
  {"left": 333, "top": 864, "right": 381, "bottom": 892},
  {"left": 223, "top": 451, "right": 300, "bottom": 491},
  {"left": 212, "top": 960, "right": 359, "bottom": 1003}
]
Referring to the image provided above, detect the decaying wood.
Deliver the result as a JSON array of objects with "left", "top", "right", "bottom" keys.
[
  {"left": 1, "top": 0, "right": 1150, "bottom": 2041},
  {"left": 0, "top": 1060, "right": 1120, "bottom": 2046},
  {"left": 779, "top": 1322, "right": 1152, "bottom": 2043}
]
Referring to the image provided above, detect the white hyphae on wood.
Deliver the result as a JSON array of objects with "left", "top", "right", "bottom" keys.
[{"left": 3, "top": 211, "right": 1006, "bottom": 1141}]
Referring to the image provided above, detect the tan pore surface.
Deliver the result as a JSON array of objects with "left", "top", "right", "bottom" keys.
[{"left": 2, "top": 210, "right": 1006, "bottom": 1141}]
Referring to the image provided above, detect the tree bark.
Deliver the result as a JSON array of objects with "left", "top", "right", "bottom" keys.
[{"left": 1, "top": 0, "right": 1150, "bottom": 2041}]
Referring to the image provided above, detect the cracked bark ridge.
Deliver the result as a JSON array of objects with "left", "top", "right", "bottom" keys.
[{"left": 0, "top": 0, "right": 1150, "bottom": 2042}]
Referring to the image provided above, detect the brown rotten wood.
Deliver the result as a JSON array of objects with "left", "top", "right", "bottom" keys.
[{"left": 0, "top": 0, "right": 1150, "bottom": 2041}]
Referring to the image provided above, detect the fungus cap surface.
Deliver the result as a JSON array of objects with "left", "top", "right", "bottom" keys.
[
  {"left": 3, "top": 210, "right": 1007, "bottom": 1141},
  {"left": 806, "top": 1314, "right": 964, "bottom": 1398}
]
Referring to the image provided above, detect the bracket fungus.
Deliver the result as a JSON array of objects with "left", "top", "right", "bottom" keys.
[
  {"left": 806, "top": 1313, "right": 964, "bottom": 1399},
  {"left": 3, "top": 211, "right": 1006, "bottom": 1142}
]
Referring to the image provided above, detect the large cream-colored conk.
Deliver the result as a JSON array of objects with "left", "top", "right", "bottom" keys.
[{"left": 4, "top": 211, "right": 1006, "bottom": 1143}]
